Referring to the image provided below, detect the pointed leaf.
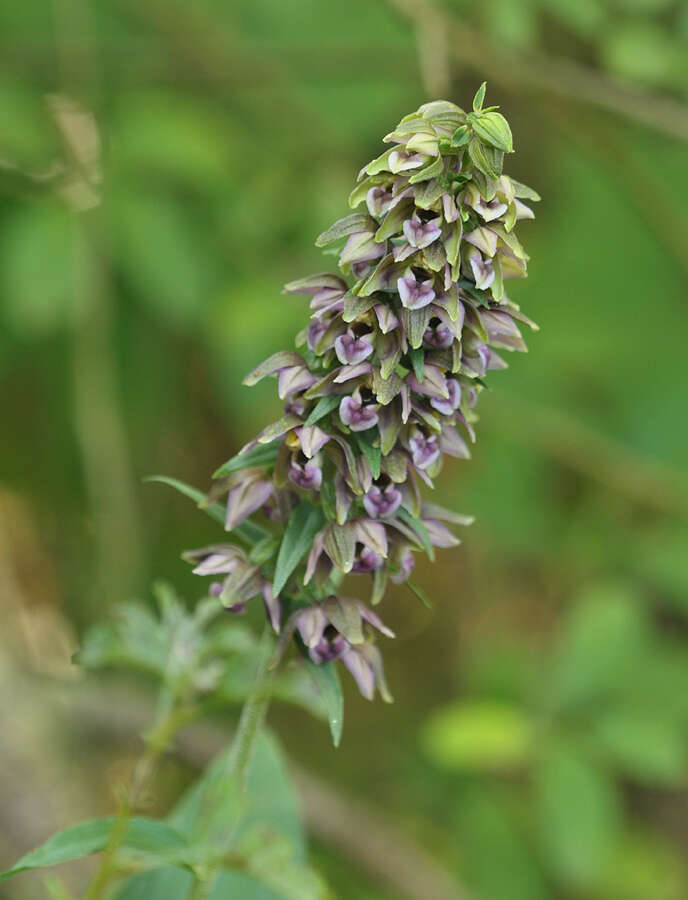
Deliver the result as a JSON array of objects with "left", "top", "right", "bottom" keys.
[
  {"left": 243, "top": 352, "right": 305, "bottom": 387},
  {"left": 143, "top": 476, "right": 269, "bottom": 544},
  {"left": 305, "top": 658, "right": 343, "bottom": 747},
  {"left": 273, "top": 502, "right": 325, "bottom": 596},
  {"left": 315, "top": 212, "right": 375, "bottom": 247},
  {"left": 304, "top": 395, "right": 340, "bottom": 426},
  {"left": 0, "top": 819, "right": 185, "bottom": 883},
  {"left": 213, "top": 443, "right": 279, "bottom": 478}
]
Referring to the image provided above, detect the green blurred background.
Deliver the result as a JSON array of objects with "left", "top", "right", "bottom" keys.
[{"left": 1, "top": 0, "right": 688, "bottom": 898}]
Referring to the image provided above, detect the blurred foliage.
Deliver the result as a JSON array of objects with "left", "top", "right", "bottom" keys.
[{"left": 1, "top": 0, "right": 688, "bottom": 898}]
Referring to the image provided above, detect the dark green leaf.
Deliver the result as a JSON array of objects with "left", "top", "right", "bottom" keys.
[
  {"left": 405, "top": 578, "right": 432, "bottom": 609},
  {"left": 355, "top": 433, "right": 381, "bottom": 479},
  {"left": 213, "top": 443, "right": 279, "bottom": 478},
  {"left": 0, "top": 818, "right": 186, "bottom": 882},
  {"left": 408, "top": 346, "right": 425, "bottom": 382},
  {"left": 397, "top": 507, "right": 435, "bottom": 561},
  {"left": 273, "top": 502, "right": 325, "bottom": 596},
  {"left": 473, "top": 81, "right": 487, "bottom": 111},
  {"left": 536, "top": 747, "right": 621, "bottom": 889},
  {"left": 305, "top": 659, "right": 343, "bottom": 747},
  {"left": 304, "top": 395, "right": 341, "bottom": 426},
  {"left": 143, "top": 476, "right": 269, "bottom": 544},
  {"left": 315, "top": 212, "right": 374, "bottom": 247}
]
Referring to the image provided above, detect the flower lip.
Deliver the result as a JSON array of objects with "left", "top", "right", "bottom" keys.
[
  {"left": 334, "top": 331, "right": 374, "bottom": 366},
  {"left": 363, "top": 484, "right": 402, "bottom": 519},
  {"left": 339, "top": 393, "right": 379, "bottom": 432},
  {"left": 397, "top": 272, "right": 436, "bottom": 310}
]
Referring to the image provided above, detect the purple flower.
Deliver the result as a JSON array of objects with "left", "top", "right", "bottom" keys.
[
  {"left": 423, "top": 320, "right": 454, "bottom": 349},
  {"left": 473, "top": 197, "right": 508, "bottom": 222},
  {"left": 295, "top": 425, "right": 330, "bottom": 458},
  {"left": 340, "top": 643, "right": 392, "bottom": 702},
  {"left": 225, "top": 475, "right": 272, "bottom": 531},
  {"left": 183, "top": 544, "right": 281, "bottom": 632},
  {"left": 430, "top": 378, "right": 461, "bottom": 415},
  {"left": 397, "top": 273, "right": 435, "bottom": 310},
  {"left": 402, "top": 214, "right": 441, "bottom": 249},
  {"left": 409, "top": 432, "right": 440, "bottom": 470},
  {"left": 288, "top": 460, "right": 322, "bottom": 491},
  {"left": 277, "top": 365, "right": 317, "bottom": 399},
  {"left": 366, "top": 186, "right": 394, "bottom": 218},
  {"left": 389, "top": 149, "right": 427, "bottom": 172},
  {"left": 468, "top": 252, "right": 495, "bottom": 291},
  {"left": 352, "top": 547, "right": 384, "bottom": 573},
  {"left": 296, "top": 596, "right": 394, "bottom": 660},
  {"left": 339, "top": 393, "right": 379, "bottom": 432},
  {"left": 390, "top": 544, "right": 415, "bottom": 583},
  {"left": 339, "top": 231, "right": 387, "bottom": 267},
  {"left": 363, "top": 484, "right": 402, "bottom": 519},
  {"left": 306, "top": 320, "right": 328, "bottom": 352},
  {"left": 334, "top": 331, "right": 374, "bottom": 366}
]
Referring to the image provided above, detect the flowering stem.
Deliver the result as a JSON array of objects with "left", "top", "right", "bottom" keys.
[
  {"left": 83, "top": 693, "right": 186, "bottom": 900},
  {"left": 190, "top": 626, "right": 276, "bottom": 898}
]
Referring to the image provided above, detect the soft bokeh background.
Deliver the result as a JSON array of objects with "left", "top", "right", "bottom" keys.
[{"left": 2, "top": 0, "right": 688, "bottom": 898}]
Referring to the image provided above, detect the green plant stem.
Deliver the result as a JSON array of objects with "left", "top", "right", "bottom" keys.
[
  {"left": 82, "top": 699, "right": 186, "bottom": 900},
  {"left": 189, "top": 627, "right": 276, "bottom": 899}
]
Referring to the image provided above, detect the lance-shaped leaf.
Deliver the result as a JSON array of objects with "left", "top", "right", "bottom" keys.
[
  {"left": 283, "top": 273, "right": 346, "bottom": 295},
  {"left": 334, "top": 473, "right": 352, "bottom": 525},
  {"left": 377, "top": 330, "right": 402, "bottom": 379},
  {"left": 378, "top": 399, "right": 402, "bottom": 456},
  {"left": 357, "top": 253, "right": 398, "bottom": 297},
  {"left": 372, "top": 368, "right": 403, "bottom": 405},
  {"left": 304, "top": 395, "right": 341, "bottom": 426},
  {"left": 316, "top": 212, "right": 376, "bottom": 247},
  {"left": 397, "top": 507, "right": 435, "bottom": 561},
  {"left": 408, "top": 346, "right": 425, "bottom": 382},
  {"left": 0, "top": 818, "right": 187, "bottom": 883},
  {"left": 374, "top": 197, "right": 414, "bottom": 242},
  {"left": 511, "top": 178, "right": 541, "bottom": 201},
  {"left": 305, "top": 658, "right": 343, "bottom": 747},
  {"left": 273, "top": 502, "right": 325, "bottom": 596},
  {"left": 355, "top": 432, "right": 382, "bottom": 480},
  {"left": 342, "top": 292, "right": 376, "bottom": 322},
  {"left": 371, "top": 566, "right": 388, "bottom": 605},
  {"left": 468, "top": 137, "right": 502, "bottom": 180},
  {"left": 473, "top": 81, "right": 487, "bottom": 111},
  {"left": 323, "top": 522, "right": 356, "bottom": 573},
  {"left": 470, "top": 110, "right": 513, "bottom": 153},
  {"left": 257, "top": 414, "right": 303, "bottom": 445},
  {"left": 491, "top": 223, "right": 528, "bottom": 260},
  {"left": 408, "top": 154, "right": 443, "bottom": 184},
  {"left": 365, "top": 147, "right": 396, "bottom": 176},
  {"left": 413, "top": 178, "right": 444, "bottom": 209},
  {"left": 401, "top": 306, "right": 432, "bottom": 350},
  {"left": 421, "top": 503, "right": 475, "bottom": 527},
  {"left": 143, "top": 476, "right": 268, "bottom": 544},
  {"left": 444, "top": 221, "right": 463, "bottom": 268},
  {"left": 213, "top": 443, "right": 279, "bottom": 478},
  {"left": 243, "top": 351, "right": 305, "bottom": 386}
]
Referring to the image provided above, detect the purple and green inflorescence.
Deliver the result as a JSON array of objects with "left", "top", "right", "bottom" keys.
[{"left": 185, "top": 87, "right": 539, "bottom": 702}]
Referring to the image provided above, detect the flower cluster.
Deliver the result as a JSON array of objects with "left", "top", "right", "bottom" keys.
[{"left": 186, "top": 87, "right": 539, "bottom": 701}]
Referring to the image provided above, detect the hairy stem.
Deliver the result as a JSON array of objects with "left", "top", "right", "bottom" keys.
[
  {"left": 82, "top": 698, "right": 185, "bottom": 900},
  {"left": 190, "top": 627, "right": 276, "bottom": 898}
]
